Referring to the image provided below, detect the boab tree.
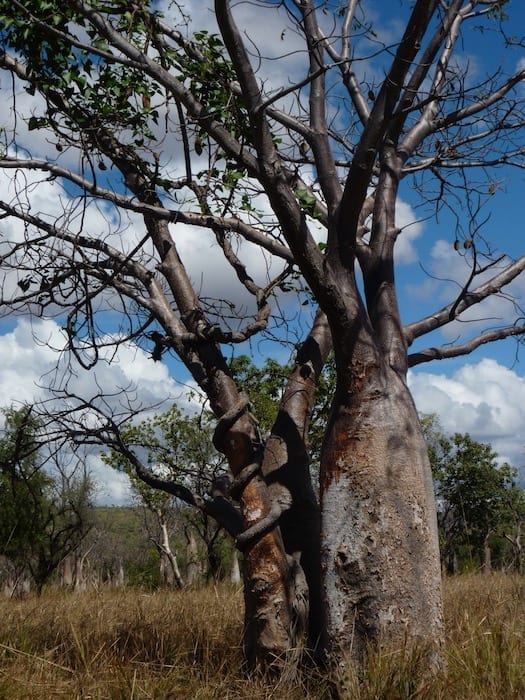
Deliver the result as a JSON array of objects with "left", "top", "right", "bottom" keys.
[{"left": 1, "top": 0, "right": 525, "bottom": 669}]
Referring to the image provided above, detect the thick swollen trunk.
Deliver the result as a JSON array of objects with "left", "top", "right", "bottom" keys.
[{"left": 320, "top": 364, "right": 443, "bottom": 665}]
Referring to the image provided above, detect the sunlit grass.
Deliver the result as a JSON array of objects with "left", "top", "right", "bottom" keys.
[{"left": 0, "top": 574, "right": 522, "bottom": 698}]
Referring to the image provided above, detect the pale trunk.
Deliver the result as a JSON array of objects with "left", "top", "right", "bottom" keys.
[
  {"left": 74, "top": 547, "right": 94, "bottom": 591},
  {"left": 230, "top": 549, "right": 241, "bottom": 584},
  {"left": 320, "top": 365, "right": 443, "bottom": 664},
  {"left": 159, "top": 518, "right": 184, "bottom": 589},
  {"left": 185, "top": 529, "right": 200, "bottom": 584},
  {"left": 504, "top": 525, "right": 523, "bottom": 573},
  {"left": 61, "top": 554, "right": 73, "bottom": 587},
  {"left": 116, "top": 561, "right": 125, "bottom": 587},
  {"left": 483, "top": 535, "right": 492, "bottom": 575}
]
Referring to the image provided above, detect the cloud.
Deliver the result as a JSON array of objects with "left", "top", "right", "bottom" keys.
[
  {"left": 0, "top": 74, "right": 51, "bottom": 158},
  {"left": 87, "top": 453, "right": 131, "bottom": 506},
  {"left": 0, "top": 318, "right": 63, "bottom": 404},
  {"left": 0, "top": 148, "right": 291, "bottom": 327},
  {"left": 160, "top": 0, "right": 307, "bottom": 96},
  {"left": 0, "top": 318, "right": 192, "bottom": 504},
  {"left": 1, "top": 317, "right": 524, "bottom": 502},
  {"left": 395, "top": 199, "right": 424, "bottom": 264},
  {"left": 405, "top": 237, "right": 525, "bottom": 341},
  {"left": 409, "top": 358, "right": 525, "bottom": 480}
]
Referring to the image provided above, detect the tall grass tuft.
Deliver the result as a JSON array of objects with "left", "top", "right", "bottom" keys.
[{"left": 0, "top": 574, "right": 522, "bottom": 698}]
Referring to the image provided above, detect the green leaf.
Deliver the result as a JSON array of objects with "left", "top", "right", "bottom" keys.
[{"left": 27, "top": 116, "right": 48, "bottom": 131}]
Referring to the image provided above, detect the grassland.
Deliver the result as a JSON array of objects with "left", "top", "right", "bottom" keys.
[{"left": 0, "top": 573, "right": 523, "bottom": 699}]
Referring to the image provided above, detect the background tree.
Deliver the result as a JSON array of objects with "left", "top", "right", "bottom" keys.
[
  {"left": 126, "top": 476, "right": 184, "bottom": 589},
  {"left": 0, "top": 406, "right": 52, "bottom": 593},
  {"left": 1, "top": 0, "right": 525, "bottom": 670},
  {"left": 422, "top": 415, "right": 525, "bottom": 574},
  {"left": 501, "top": 485, "right": 525, "bottom": 574},
  {"left": 103, "top": 404, "right": 235, "bottom": 583},
  {"left": 0, "top": 406, "right": 94, "bottom": 594},
  {"left": 84, "top": 505, "right": 163, "bottom": 588}
]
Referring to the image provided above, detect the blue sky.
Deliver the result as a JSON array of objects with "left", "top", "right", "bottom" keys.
[{"left": 1, "top": 0, "right": 525, "bottom": 501}]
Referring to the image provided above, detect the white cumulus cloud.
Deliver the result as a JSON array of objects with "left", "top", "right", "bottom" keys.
[
  {"left": 0, "top": 318, "right": 192, "bottom": 504},
  {"left": 409, "top": 358, "right": 525, "bottom": 479}
]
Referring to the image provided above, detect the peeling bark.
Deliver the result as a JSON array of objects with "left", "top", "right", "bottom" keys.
[
  {"left": 213, "top": 396, "right": 295, "bottom": 667},
  {"left": 320, "top": 362, "right": 443, "bottom": 665},
  {"left": 261, "top": 310, "right": 332, "bottom": 656}
]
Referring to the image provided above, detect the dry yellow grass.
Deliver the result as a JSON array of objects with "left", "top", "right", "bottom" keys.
[
  {"left": 0, "top": 574, "right": 522, "bottom": 699},
  {"left": 440, "top": 573, "right": 525, "bottom": 699}
]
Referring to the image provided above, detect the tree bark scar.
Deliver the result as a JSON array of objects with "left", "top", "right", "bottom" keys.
[
  {"left": 321, "top": 362, "right": 383, "bottom": 493},
  {"left": 323, "top": 417, "right": 369, "bottom": 492}
]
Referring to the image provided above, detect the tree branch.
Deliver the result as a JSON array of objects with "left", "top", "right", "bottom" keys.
[
  {"left": 408, "top": 324, "right": 525, "bottom": 367},
  {"left": 405, "top": 256, "right": 525, "bottom": 344}
]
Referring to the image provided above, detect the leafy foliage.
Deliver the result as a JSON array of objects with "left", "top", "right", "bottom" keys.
[
  {"left": 422, "top": 414, "right": 525, "bottom": 572},
  {"left": 0, "top": 407, "right": 52, "bottom": 568},
  {"left": 102, "top": 404, "right": 233, "bottom": 581},
  {"left": 103, "top": 404, "right": 226, "bottom": 499},
  {"left": 0, "top": 406, "right": 94, "bottom": 593}
]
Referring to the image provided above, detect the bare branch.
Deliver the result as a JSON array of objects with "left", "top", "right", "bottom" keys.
[
  {"left": 405, "top": 256, "right": 525, "bottom": 344},
  {"left": 408, "top": 324, "right": 525, "bottom": 367}
]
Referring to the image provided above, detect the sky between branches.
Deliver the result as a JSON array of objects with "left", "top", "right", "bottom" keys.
[{"left": 0, "top": 0, "right": 524, "bottom": 501}]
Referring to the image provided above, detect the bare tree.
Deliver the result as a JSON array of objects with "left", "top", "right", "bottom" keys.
[{"left": 1, "top": 0, "right": 525, "bottom": 671}]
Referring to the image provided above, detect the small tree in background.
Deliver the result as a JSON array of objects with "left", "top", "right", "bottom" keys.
[
  {"left": 103, "top": 404, "right": 235, "bottom": 584},
  {"left": 501, "top": 485, "right": 525, "bottom": 574},
  {"left": 422, "top": 415, "right": 525, "bottom": 574},
  {"left": 0, "top": 406, "right": 94, "bottom": 594}
]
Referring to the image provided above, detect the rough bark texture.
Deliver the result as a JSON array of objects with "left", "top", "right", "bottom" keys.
[
  {"left": 321, "top": 363, "right": 443, "bottom": 664},
  {"left": 261, "top": 310, "right": 332, "bottom": 655},
  {"left": 214, "top": 405, "right": 295, "bottom": 666}
]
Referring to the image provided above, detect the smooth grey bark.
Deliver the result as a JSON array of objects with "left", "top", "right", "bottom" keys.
[
  {"left": 230, "top": 549, "right": 241, "bottom": 584},
  {"left": 320, "top": 362, "right": 443, "bottom": 663},
  {"left": 156, "top": 516, "right": 184, "bottom": 588}
]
